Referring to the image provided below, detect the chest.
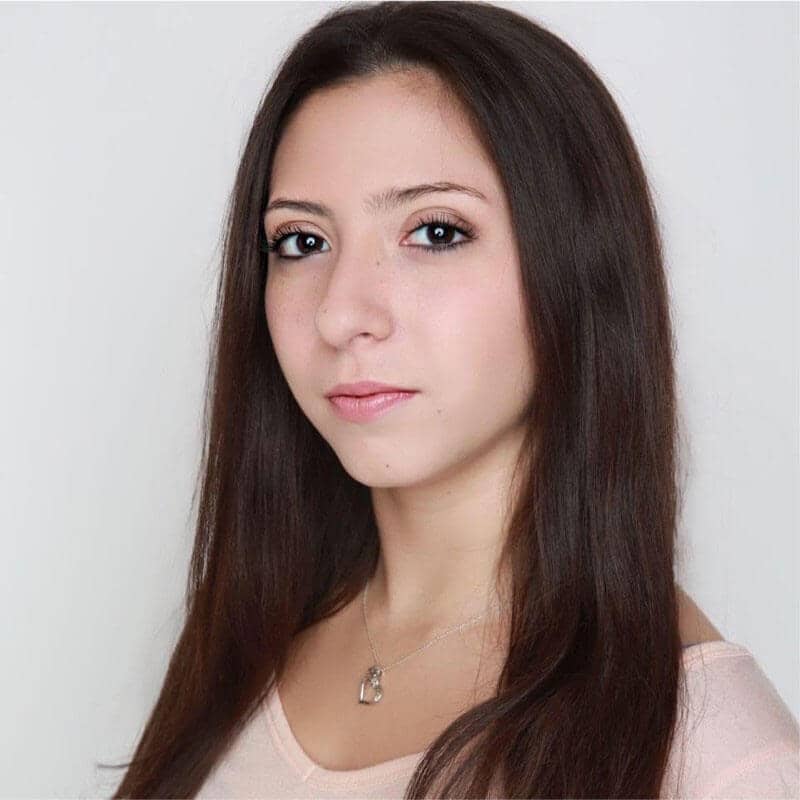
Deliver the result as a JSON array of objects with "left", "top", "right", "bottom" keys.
[
  {"left": 276, "top": 586, "right": 722, "bottom": 774},
  {"left": 277, "top": 609, "right": 508, "bottom": 771}
]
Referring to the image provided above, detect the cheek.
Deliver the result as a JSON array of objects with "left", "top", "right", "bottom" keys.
[
  {"left": 264, "top": 283, "right": 285, "bottom": 355},
  {"left": 265, "top": 268, "right": 323, "bottom": 335},
  {"left": 427, "top": 265, "right": 532, "bottom": 408},
  {"left": 264, "top": 280, "right": 312, "bottom": 379}
]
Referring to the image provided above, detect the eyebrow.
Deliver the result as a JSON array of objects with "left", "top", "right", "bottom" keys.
[{"left": 264, "top": 181, "right": 489, "bottom": 219}]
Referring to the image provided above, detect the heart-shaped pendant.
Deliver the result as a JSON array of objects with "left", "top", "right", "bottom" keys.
[{"left": 358, "top": 664, "right": 384, "bottom": 704}]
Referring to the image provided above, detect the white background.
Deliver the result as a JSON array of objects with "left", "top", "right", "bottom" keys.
[{"left": 0, "top": 2, "right": 797, "bottom": 796}]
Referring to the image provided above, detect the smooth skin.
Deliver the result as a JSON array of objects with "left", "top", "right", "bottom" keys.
[
  {"left": 264, "top": 68, "right": 529, "bottom": 641},
  {"left": 263, "top": 69, "right": 722, "bottom": 771}
]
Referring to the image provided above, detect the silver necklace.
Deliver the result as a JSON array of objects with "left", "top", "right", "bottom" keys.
[{"left": 358, "top": 577, "right": 504, "bottom": 704}]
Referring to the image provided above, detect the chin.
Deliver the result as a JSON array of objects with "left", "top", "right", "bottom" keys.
[{"left": 332, "top": 445, "right": 439, "bottom": 489}]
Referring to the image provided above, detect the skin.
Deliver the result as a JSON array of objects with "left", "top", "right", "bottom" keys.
[
  {"left": 262, "top": 68, "right": 725, "bottom": 654},
  {"left": 264, "top": 68, "right": 532, "bottom": 644},
  {"left": 261, "top": 69, "right": 723, "bottom": 771}
]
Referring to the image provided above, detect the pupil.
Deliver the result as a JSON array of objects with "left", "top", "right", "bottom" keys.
[
  {"left": 431, "top": 224, "right": 453, "bottom": 244},
  {"left": 299, "top": 234, "right": 317, "bottom": 253}
]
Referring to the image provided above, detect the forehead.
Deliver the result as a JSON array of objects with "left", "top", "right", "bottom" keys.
[{"left": 268, "top": 71, "right": 502, "bottom": 211}]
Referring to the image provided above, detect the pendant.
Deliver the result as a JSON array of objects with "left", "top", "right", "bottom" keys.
[{"left": 358, "top": 664, "right": 384, "bottom": 704}]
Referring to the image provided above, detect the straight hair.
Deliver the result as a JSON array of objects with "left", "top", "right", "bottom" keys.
[{"left": 105, "top": 2, "right": 690, "bottom": 796}]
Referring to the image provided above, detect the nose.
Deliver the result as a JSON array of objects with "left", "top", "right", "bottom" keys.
[{"left": 314, "top": 242, "right": 394, "bottom": 349}]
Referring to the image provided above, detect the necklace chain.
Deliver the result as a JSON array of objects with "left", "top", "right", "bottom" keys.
[{"left": 360, "top": 576, "right": 504, "bottom": 673}]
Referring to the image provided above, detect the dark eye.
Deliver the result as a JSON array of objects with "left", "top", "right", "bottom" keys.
[
  {"left": 406, "top": 219, "right": 471, "bottom": 251},
  {"left": 265, "top": 213, "right": 477, "bottom": 262},
  {"left": 266, "top": 226, "right": 330, "bottom": 260}
]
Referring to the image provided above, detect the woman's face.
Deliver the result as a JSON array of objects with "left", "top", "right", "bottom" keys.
[{"left": 264, "top": 70, "right": 534, "bottom": 488}]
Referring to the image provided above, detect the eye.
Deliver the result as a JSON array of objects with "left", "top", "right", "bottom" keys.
[
  {"left": 265, "top": 212, "right": 477, "bottom": 261},
  {"left": 404, "top": 213, "right": 477, "bottom": 255},
  {"left": 265, "top": 225, "right": 330, "bottom": 260}
]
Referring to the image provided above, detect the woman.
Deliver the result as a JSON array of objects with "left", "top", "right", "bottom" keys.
[{"left": 107, "top": 2, "right": 799, "bottom": 797}]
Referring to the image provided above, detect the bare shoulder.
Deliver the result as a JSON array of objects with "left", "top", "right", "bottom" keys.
[{"left": 677, "top": 585, "right": 725, "bottom": 647}]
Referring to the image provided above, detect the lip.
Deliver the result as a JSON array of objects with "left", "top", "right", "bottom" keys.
[
  {"left": 325, "top": 380, "right": 415, "bottom": 398},
  {"left": 327, "top": 390, "right": 418, "bottom": 423}
]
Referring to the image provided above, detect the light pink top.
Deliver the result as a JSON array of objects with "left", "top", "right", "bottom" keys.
[{"left": 195, "top": 641, "right": 799, "bottom": 798}]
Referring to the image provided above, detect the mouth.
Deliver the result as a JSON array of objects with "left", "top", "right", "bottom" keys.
[
  {"left": 327, "top": 390, "right": 418, "bottom": 423},
  {"left": 325, "top": 380, "right": 416, "bottom": 398}
]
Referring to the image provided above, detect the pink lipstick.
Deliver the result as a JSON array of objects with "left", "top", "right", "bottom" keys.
[{"left": 326, "top": 388, "right": 418, "bottom": 423}]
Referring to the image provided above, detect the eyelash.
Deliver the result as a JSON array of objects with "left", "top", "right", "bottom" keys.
[{"left": 264, "top": 213, "right": 477, "bottom": 261}]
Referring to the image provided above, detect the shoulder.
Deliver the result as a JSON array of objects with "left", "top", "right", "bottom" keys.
[
  {"left": 662, "top": 641, "right": 800, "bottom": 798},
  {"left": 677, "top": 585, "right": 725, "bottom": 648},
  {"left": 699, "top": 748, "right": 800, "bottom": 799}
]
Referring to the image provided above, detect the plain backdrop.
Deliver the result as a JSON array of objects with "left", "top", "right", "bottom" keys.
[{"left": 0, "top": 1, "right": 797, "bottom": 796}]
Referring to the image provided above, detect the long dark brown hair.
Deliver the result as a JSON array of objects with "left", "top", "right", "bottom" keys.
[{"left": 104, "top": 2, "right": 691, "bottom": 797}]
